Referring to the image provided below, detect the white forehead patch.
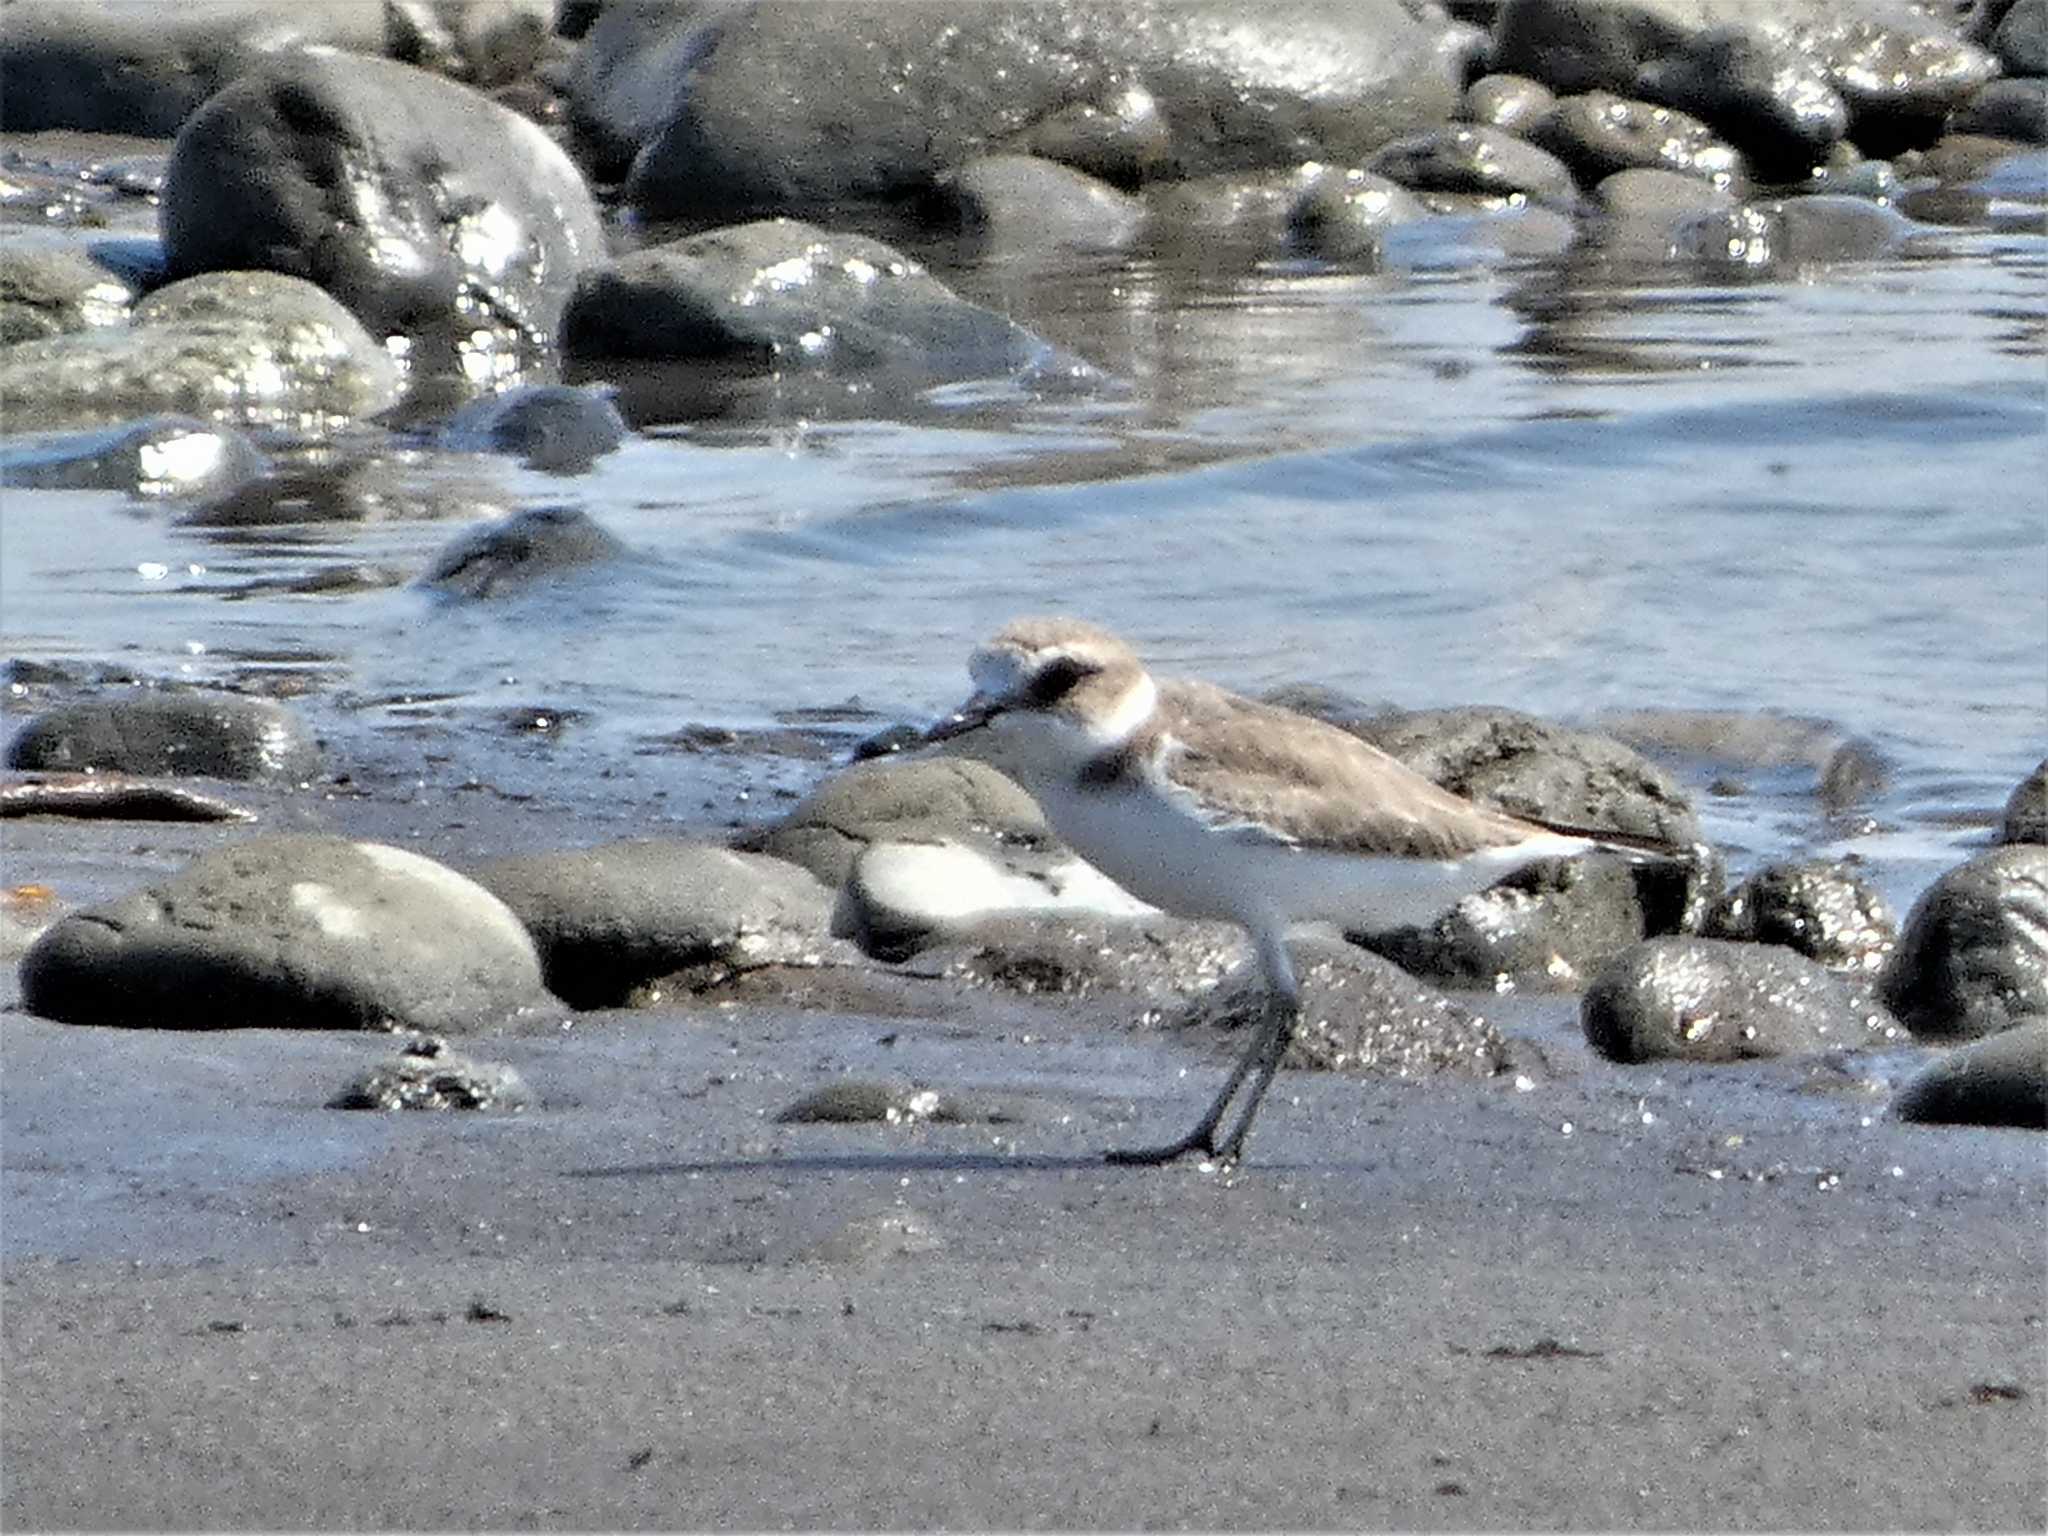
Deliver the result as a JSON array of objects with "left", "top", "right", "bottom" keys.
[{"left": 968, "top": 644, "right": 1033, "bottom": 696}]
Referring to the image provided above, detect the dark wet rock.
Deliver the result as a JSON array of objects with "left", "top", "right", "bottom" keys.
[
  {"left": 161, "top": 52, "right": 605, "bottom": 372},
  {"left": 1286, "top": 171, "right": 1431, "bottom": 260},
  {"left": 1952, "top": 79, "right": 2048, "bottom": 146},
  {"left": 620, "top": 0, "right": 1462, "bottom": 221},
  {"left": 1463, "top": 73, "right": 1557, "bottom": 131},
  {"left": 2001, "top": 761, "right": 2047, "bottom": 846},
  {"left": 0, "top": 246, "right": 134, "bottom": 344},
  {"left": 834, "top": 840, "right": 1156, "bottom": 963},
  {"left": 0, "top": 271, "right": 402, "bottom": 434},
  {"left": 1349, "top": 704, "right": 1699, "bottom": 844},
  {"left": 1635, "top": 28, "right": 1850, "bottom": 179},
  {"left": 420, "top": 505, "right": 627, "bottom": 597},
  {"left": 1802, "top": 158, "right": 1903, "bottom": 200},
  {"left": 1353, "top": 848, "right": 1715, "bottom": 991},
  {"left": 774, "top": 1081, "right": 992, "bottom": 1126},
  {"left": 0, "top": 772, "right": 255, "bottom": 824},
  {"left": 561, "top": 0, "right": 720, "bottom": 182},
  {"left": 0, "top": 415, "right": 268, "bottom": 502},
  {"left": 1596, "top": 707, "right": 1888, "bottom": 812},
  {"left": 1496, "top": 1, "right": 1998, "bottom": 171},
  {"left": 329, "top": 1034, "right": 532, "bottom": 1111},
  {"left": 1526, "top": 90, "right": 1741, "bottom": 187},
  {"left": 1001, "top": 82, "right": 1174, "bottom": 189},
  {"left": 184, "top": 450, "right": 509, "bottom": 529},
  {"left": 6, "top": 688, "right": 322, "bottom": 782},
  {"left": 0, "top": 1, "right": 384, "bottom": 135},
  {"left": 441, "top": 384, "right": 628, "bottom": 472},
  {"left": 925, "top": 156, "right": 1147, "bottom": 257},
  {"left": 1989, "top": 0, "right": 2048, "bottom": 75},
  {"left": 19, "top": 834, "right": 549, "bottom": 1031},
  {"left": 467, "top": 839, "right": 838, "bottom": 1009},
  {"left": 1892, "top": 1021, "right": 2048, "bottom": 1130},
  {"left": 385, "top": 0, "right": 555, "bottom": 90},
  {"left": 562, "top": 219, "right": 1083, "bottom": 385},
  {"left": 1367, "top": 124, "right": 1581, "bottom": 206},
  {"left": 1171, "top": 938, "right": 1509, "bottom": 1078},
  {"left": 1703, "top": 860, "right": 1896, "bottom": 972},
  {"left": 1883, "top": 846, "right": 2048, "bottom": 1041},
  {"left": 1582, "top": 936, "right": 1890, "bottom": 1063},
  {"left": 1145, "top": 164, "right": 1336, "bottom": 250},
  {"left": 751, "top": 756, "right": 1051, "bottom": 889},
  {"left": 1670, "top": 195, "right": 1912, "bottom": 270},
  {"left": 908, "top": 912, "right": 1242, "bottom": 1002}
]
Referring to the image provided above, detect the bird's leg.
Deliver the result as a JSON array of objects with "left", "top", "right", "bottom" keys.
[{"left": 1106, "top": 928, "right": 1298, "bottom": 1167}]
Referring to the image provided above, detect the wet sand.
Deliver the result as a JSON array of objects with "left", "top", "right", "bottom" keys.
[{"left": 3, "top": 789, "right": 2045, "bottom": 1531}]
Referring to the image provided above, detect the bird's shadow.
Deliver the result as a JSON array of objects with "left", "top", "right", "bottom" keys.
[{"left": 565, "top": 1149, "right": 1113, "bottom": 1179}]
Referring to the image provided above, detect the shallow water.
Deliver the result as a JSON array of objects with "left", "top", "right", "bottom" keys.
[{"left": 3, "top": 175, "right": 2045, "bottom": 921}]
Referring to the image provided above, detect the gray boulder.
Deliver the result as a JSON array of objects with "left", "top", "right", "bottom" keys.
[
  {"left": 1526, "top": 91, "right": 1741, "bottom": 187},
  {"left": 910, "top": 912, "right": 1242, "bottom": 1002},
  {"left": 1495, "top": 0, "right": 2000, "bottom": 175},
  {"left": 441, "top": 384, "right": 628, "bottom": 472},
  {"left": 622, "top": 0, "right": 1462, "bottom": 220},
  {"left": 420, "top": 506, "right": 627, "bottom": 597},
  {"left": 1951, "top": 79, "right": 2048, "bottom": 145},
  {"left": 0, "top": 416, "right": 268, "bottom": 502},
  {"left": 1892, "top": 1021, "right": 2048, "bottom": 1130},
  {"left": 161, "top": 52, "right": 605, "bottom": 370},
  {"left": 926, "top": 156, "right": 1147, "bottom": 257},
  {"left": 0, "top": 246, "right": 135, "bottom": 344},
  {"left": 1463, "top": 74, "right": 1558, "bottom": 132},
  {"left": 1582, "top": 936, "right": 1891, "bottom": 1063},
  {"left": 1882, "top": 846, "right": 2048, "bottom": 1041},
  {"left": 1347, "top": 704, "right": 1700, "bottom": 845},
  {"left": 1592, "top": 166, "right": 1740, "bottom": 259},
  {"left": 0, "top": 0, "right": 384, "bottom": 135},
  {"left": 468, "top": 840, "right": 837, "bottom": 1009},
  {"left": 1975, "top": 0, "right": 2047, "bottom": 75},
  {"left": 1285, "top": 171, "right": 1431, "bottom": 261},
  {"left": 0, "top": 271, "right": 402, "bottom": 433},
  {"left": 561, "top": 219, "right": 1084, "bottom": 386},
  {"left": 1367, "top": 124, "right": 1581, "bottom": 207},
  {"left": 1702, "top": 859, "right": 1896, "bottom": 972},
  {"left": 2000, "top": 761, "right": 2047, "bottom": 846},
  {"left": 7, "top": 688, "right": 322, "bottom": 782},
  {"left": 19, "top": 835, "right": 549, "bottom": 1031},
  {"left": 1173, "top": 938, "right": 1510, "bottom": 1078},
  {"left": 752, "top": 756, "right": 1051, "bottom": 889}
]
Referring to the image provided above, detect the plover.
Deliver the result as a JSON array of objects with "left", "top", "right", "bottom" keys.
[{"left": 925, "top": 616, "right": 1682, "bottom": 1166}]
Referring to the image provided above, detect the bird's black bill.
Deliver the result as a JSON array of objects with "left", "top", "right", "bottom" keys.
[{"left": 922, "top": 694, "right": 1001, "bottom": 744}]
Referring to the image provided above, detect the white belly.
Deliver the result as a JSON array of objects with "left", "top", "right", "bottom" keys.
[{"left": 1038, "top": 781, "right": 1582, "bottom": 934}]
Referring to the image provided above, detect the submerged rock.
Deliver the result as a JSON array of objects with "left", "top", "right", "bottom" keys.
[
  {"left": 1882, "top": 846, "right": 2048, "bottom": 1041},
  {"left": 6, "top": 688, "right": 322, "bottom": 782},
  {"left": 1702, "top": 860, "right": 1896, "bottom": 972},
  {"left": 469, "top": 840, "right": 839, "bottom": 1009},
  {"left": 1582, "top": 936, "right": 1893, "bottom": 1063},
  {"left": 562, "top": 219, "right": 1086, "bottom": 386},
  {"left": 2001, "top": 761, "right": 2047, "bottom": 846},
  {"left": 0, "top": 271, "right": 402, "bottom": 433},
  {"left": 420, "top": 505, "right": 627, "bottom": 598},
  {"left": 1892, "top": 1021, "right": 2048, "bottom": 1130},
  {"left": 441, "top": 384, "right": 628, "bottom": 473},
  {"left": 20, "top": 835, "right": 550, "bottom": 1031},
  {"left": 0, "top": 415, "right": 268, "bottom": 502},
  {"left": 161, "top": 51, "right": 605, "bottom": 372}
]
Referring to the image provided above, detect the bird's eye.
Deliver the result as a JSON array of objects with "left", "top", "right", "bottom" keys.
[{"left": 1028, "top": 657, "right": 1088, "bottom": 705}]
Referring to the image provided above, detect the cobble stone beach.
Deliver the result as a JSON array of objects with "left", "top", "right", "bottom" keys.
[{"left": 2, "top": 1, "right": 2045, "bottom": 1528}]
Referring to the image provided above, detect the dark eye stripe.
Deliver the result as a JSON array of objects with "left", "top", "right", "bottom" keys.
[{"left": 1028, "top": 657, "right": 1088, "bottom": 705}]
